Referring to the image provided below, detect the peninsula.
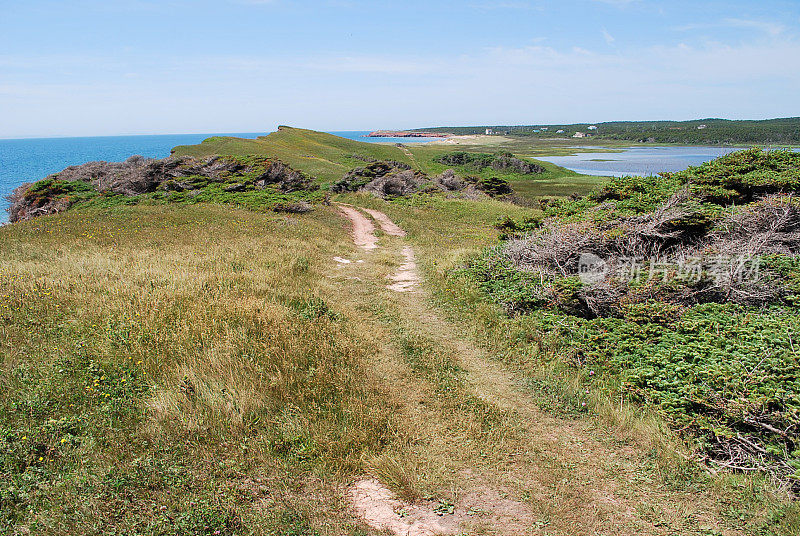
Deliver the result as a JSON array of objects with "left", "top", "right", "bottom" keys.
[{"left": 367, "top": 130, "right": 451, "bottom": 138}]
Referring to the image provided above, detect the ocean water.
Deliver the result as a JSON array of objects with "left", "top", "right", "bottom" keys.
[
  {"left": 0, "top": 130, "right": 443, "bottom": 224},
  {"left": 536, "top": 146, "right": 744, "bottom": 177}
]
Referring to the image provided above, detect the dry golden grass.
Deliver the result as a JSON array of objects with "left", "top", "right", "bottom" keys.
[
  {"left": 1, "top": 198, "right": 798, "bottom": 535},
  {"left": 0, "top": 204, "right": 396, "bottom": 534}
]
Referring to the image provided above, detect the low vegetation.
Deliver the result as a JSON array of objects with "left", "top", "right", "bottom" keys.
[
  {"left": 6, "top": 155, "right": 322, "bottom": 223},
  {"left": 464, "top": 149, "right": 800, "bottom": 489},
  {"left": 436, "top": 151, "right": 545, "bottom": 175},
  {"left": 332, "top": 160, "right": 513, "bottom": 200}
]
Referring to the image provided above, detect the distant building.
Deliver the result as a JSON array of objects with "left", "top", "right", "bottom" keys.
[
  {"left": 540, "top": 127, "right": 549, "bottom": 131},
  {"left": 697, "top": 124, "right": 707, "bottom": 130},
  {"left": 573, "top": 132, "right": 586, "bottom": 138},
  {"left": 485, "top": 128, "right": 493, "bottom": 135},
  {"left": 556, "top": 129, "right": 565, "bottom": 134},
  {"left": 532, "top": 129, "right": 540, "bottom": 133},
  {"left": 587, "top": 125, "right": 598, "bottom": 130}
]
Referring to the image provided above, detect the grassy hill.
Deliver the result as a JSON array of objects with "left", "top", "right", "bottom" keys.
[
  {"left": 172, "top": 126, "right": 603, "bottom": 200},
  {"left": 172, "top": 127, "right": 416, "bottom": 186}
]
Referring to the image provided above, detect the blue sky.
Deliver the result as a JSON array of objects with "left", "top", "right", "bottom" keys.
[{"left": 1, "top": 0, "right": 798, "bottom": 138}]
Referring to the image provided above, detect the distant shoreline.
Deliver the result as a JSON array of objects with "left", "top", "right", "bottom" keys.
[{"left": 366, "top": 130, "right": 450, "bottom": 139}]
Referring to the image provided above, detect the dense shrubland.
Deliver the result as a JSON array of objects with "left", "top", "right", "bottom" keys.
[
  {"left": 436, "top": 151, "right": 545, "bottom": 175},
  {"left": 6, "top": 155, "right": 321, "bottom": 223},
  {"left": 415, "top": 117, "right": 800, "bottom": 144},
  {"left": 464, "top": 149, "right": 800, "bottom": 489},
  {"left": 331, "top": 160, "right": 514, "bottom": 200}
]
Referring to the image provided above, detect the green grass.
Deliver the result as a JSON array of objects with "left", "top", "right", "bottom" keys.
[
  {"left": 456, "top": 149, "right": 800, "bottom": 497},
  {"left": 6, "top": 132, "right": 800, "bottom": 534},
  {"left": 341, "top": 192, "right": 800, "bottom": 535},
  {"left": 171, "top": 126, "right": 606, "bottom": 202},
  {"left": 172, "top": 127, "right": 415, "bottom": 186},
  {"left": 0, "top": 204, "right": 393, "bottom": 534}
]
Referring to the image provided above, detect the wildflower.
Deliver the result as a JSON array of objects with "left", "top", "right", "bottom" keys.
[
  {"left": 60, "top": 438, "right": 66, "bottom": 443},
  {"left": 589, "top": 370, "right": 595, "bottom": 376},
  {"left": 21, "top": 436, "right": 27, "bottom": 440},
  {"left": 38, "top": 457, "right": 43, "bottom": 461}
]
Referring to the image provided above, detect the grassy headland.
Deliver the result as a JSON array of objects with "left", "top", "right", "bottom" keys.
[{"left": 2, "top": 129, "right": 799, "bottom": 534}]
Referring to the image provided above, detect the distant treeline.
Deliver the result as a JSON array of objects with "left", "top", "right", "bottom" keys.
[{"left": 414, "top": 118, "right": 800, "bottom": 145}]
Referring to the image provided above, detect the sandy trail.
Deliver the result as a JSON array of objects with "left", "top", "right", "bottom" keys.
[
  {"left": 398, "top": 145, "right": 420, "bottom": 169},
  {"left": 338, "top": 205, "right": 378, "bottom": 250},
  {"left": 350, "top": 479, "right": 459, "bottom": 536},
  {"left": 338, "top": 205, "right": 418, "bottom": 292},
  {"left": 362, "top": 208, "right": 407, "bottom": 237},
  {"left": 334, "top": 204, "right": 738, "bottom": 535},
  {"left": 387, "top": 245, "right": 419, "bottom": 292}
]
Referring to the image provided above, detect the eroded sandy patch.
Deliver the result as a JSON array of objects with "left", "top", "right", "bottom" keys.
[
  {"left": 349, "top": 479, "right": 459, "bottom": 536},
  {"left": 362, "top": 208, "right": 407, "bottom": 237},
  {"left": 338, "top": 205, "right": 378, "bottom": 250},
  {"left": 388, "top": 246, "right": 420, "bottom": 292}
]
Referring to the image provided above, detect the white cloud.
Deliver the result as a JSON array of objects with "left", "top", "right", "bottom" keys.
[
  {"left": 674, "top": 18, "right": 786, "bottom": 36},
  {"left": 591, "top": 0, "right": 638, "bottom": 5},
  {"left": 469, "top": 1, "right": 538, "bottom": 9},
  {"left": 722, "top": 18, "right": 785, "bottom": 36},
  {"left": 3, "top": 32, "right": 799, "bottom": 137},
  {"left": 602, "top": 27, "right": 615, "bottom": 44},
  {"left": 306, "top": 56, "right": 438, "bottom": 75}
]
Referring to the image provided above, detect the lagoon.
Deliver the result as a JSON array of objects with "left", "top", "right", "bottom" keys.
[{"left": 535, "top": 146, "right": 746, "bottom": 177}]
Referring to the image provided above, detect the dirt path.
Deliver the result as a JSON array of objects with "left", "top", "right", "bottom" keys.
[
  {"left": 337, "top": 205, "right": 378, "bottom": 250},
  {"left": 386, "top": 245, "right": 419, "bottom": 292},
  {"left": 350, "top": 479, "right": 460, "bottom": 536},
  {"left": 398, "top": 145, "right": 420, "bottom": 169},
  {"left": 362, "top": 208, "right": 407, "bottom": 237},
  {"left": 335, "top": 205, "right": 741, "bottom": 536}
]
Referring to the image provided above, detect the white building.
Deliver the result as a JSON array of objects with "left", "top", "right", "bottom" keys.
[
  {"left": 557, "top": 129, "right": 565, "bottom": 134},
  {"left": 573, "top": 132, "right": 586, "bottom": 138},
  {"left": 697, "top": 124, "right": 707, "bottom": 130},
  {"left": 588, "top": 125, "right": 598, "bottom": 130},
  {"left": 485, "top": 128, "right": 493, "bottom": 135}
]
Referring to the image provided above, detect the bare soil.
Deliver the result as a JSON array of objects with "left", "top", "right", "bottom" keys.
[{"left": 338, "top": 205, "right": 378, "bottom": 250}]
